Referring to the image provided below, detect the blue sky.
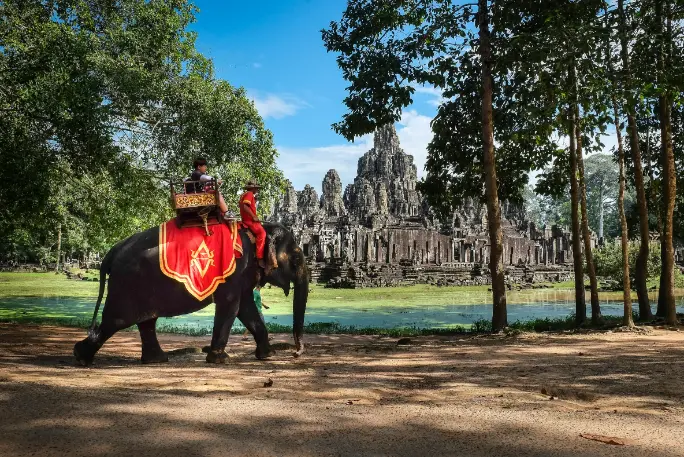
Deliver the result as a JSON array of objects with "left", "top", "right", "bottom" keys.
[{"left": 190, "top": 0, "right": 443, "bottom": 193}]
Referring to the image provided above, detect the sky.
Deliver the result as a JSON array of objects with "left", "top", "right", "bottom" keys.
[
  {"left": 189, "top": 0, "right": 441, "bottom": 194},
  {"left": 190, "top": 0, "right": 616, "bottom": 194}
]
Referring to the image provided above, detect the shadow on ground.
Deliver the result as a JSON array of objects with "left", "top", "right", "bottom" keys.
[{"left": 1, "top": 323, "right": 683, "bottom": 457}]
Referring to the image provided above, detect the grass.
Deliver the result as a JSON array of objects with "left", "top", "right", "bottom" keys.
[
  {"left": 0, "top": 273, "right": 674, "bottom": 308},
  {"left": 0, "top": 272, "right": 101, "bottom": 298}
]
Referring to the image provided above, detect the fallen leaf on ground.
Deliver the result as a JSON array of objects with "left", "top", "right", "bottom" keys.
[{"left": 579, "top": 433, "right": 628, "bottom": 446}]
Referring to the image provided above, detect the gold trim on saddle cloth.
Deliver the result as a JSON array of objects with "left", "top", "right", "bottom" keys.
[{"left": 158, "top": 220, "right": 242, "bottom": 301}]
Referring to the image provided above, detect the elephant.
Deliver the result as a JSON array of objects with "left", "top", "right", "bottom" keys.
[{"left": 73, "top": 222, "right": 309, "bottom": 366}]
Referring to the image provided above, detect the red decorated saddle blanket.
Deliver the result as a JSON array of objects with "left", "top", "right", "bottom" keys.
[{"left": 159, "top": 220, "right": 243, "bottom": 301}]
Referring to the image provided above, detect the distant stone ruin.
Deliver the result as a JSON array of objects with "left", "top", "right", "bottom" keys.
[{"left": 269, "top": 124, "right": 585, "bottom": 288}]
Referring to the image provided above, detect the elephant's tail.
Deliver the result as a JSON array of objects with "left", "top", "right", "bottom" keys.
[{"left": 89, "top": 246, "right": 116, "bottom": 331}]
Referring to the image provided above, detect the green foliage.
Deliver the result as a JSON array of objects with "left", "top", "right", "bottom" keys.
[
  {"left": 584, "top": 154, "right": 619, "bottom": 235},
  {"left": 420, "top": 38, "right": 559, "bottom": 214},
  {"left": 524, "top": 184, "right": 572, "bottom": 228},
  {"left": 0, "top": 0, "right": 282, "bottom": 262},
  {"left": 322, "top": 1, "right": 559, "bottom": 218},
  {"left": 322, "top": 1, "right": 472, "bottom": 141},
  {"left": 593, "top": 240, "right": 663, "bottom": 285},
  {"left": 528, "top": 154, "right": 637, "bottom": 238},
  {"left": 508, "top": 315, "right": 577, "bottom": 332}
]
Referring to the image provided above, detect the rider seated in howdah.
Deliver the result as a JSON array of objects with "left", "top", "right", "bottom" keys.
[{"left": 184, "top": 157, "right": 232, "bottom": 219}]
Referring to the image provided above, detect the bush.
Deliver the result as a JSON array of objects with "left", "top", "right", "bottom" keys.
[
  {"left": 593, "top": 241, "right": 661, "bottom": 284},
  {"left": 593, "top": 240, "right": 684, "bottom": 288}
]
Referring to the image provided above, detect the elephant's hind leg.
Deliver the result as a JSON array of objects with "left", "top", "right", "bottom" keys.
[
  {"left": 138, "top": 318, "right": 168, "bottom": 364},
  {"left": 73, "top": 318, "right": 126, "bottom": 366}
]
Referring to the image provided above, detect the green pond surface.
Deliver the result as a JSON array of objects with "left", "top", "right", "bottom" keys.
[{"left": 1, "top": 291, "right": 683, "bottom": 331}]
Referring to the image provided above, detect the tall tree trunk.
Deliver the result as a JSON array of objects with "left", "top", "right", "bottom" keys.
[
  {"left": 55, "top": 223, "right": 62, "bottom": 273},
  {"left": 613, "top": 99, "right": 634, "bottom": 327},
  {"left": 644, "top": 108, "right": 667, "bottom": 315},
  {"left": 575, "top": 108, "right": 601, "bottom": 323},
  {"left": 478, "top": 0, "right": 507, "bottom": 332},
  {"left": 618, "top": 0, "right": 651, "bottom": 318},
  {"left": 655, "top": 0, "right": 678, "bottom": 324},
  {"left": 569, "top": 65, "right": 586, "bottom": 326},
  {"left": 598, "top": 185, "right": 604, "bottom": 242},
  {"left": 646, "top": 105, "right": 667, "bottom": 315},
  {"left": 605, "top": 9, "right": 635, "bottom": 327},
  {"left": 655, "top": 0, "right": 667, "bottom": 318}
]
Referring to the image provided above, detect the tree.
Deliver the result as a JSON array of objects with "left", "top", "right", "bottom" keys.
[
  {"left": 0, "top": 0, "right": 282, "bottom": 262},
  {"left": 654, "top": 0, "right": 678, "bottom": 324},
  {"left": 576, "top": 108, "right": 602, "bottom": 324},
  {"left": 322, "top": 1, "right": 559, "bottom": 331},
  {"left": 605, "top": 12, "right": 633, "bottom": 326},
  {"left": 499, "top": 0, "right": 612, "bottom": 324},
  {"left": 616, "top": 0, "right": 653, "bottom": 319},
  {"left": 622, "top": 0, "right": 682, "bottom": 322},
  {"left": 477, "top": 0, "right": 507, "bottom": 331},
  {"left": 569, "top": 86, "right": 588, "bottom": 325},
  {"left": 584, "top": 154, "right": 619, "bottom": 241},
  {"left": 322, "top": 1, "right": 512, "bottom": 330}
]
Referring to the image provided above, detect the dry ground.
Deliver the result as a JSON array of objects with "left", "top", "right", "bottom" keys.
[{"left": 1, "top": 323, "right": 683, "bottom": 457}]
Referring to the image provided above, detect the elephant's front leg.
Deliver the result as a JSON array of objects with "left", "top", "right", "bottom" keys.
[
  {"left": 206, "top": 295, "right": 240, "bottom": 364},
  {"left": 237, "top": 292, "right": 274, "bottom": 360}
]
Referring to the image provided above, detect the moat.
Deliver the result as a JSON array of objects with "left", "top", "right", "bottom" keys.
[{"left": 2, "top": 288, "right": 683, "bottom": 332}]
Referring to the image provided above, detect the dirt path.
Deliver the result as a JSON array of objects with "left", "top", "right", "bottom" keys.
[{"left": 1, "top": 323, "right": 683, "bottom": 456}]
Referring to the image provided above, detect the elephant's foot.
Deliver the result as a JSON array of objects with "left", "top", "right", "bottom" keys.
[
  {"left": 74, "top": 339, "right": 96, "bottom": 367},
  {"left": 141, "top": 348, "right": 169, "bottom": 364},
  {"left": 206, "top": 349, "right": 229, "bottom": 364},
  {"left": 255, "top": 343, "right": 275, "bottom": 360},
  {"left": 293, "top": 338, "right": 305, "bottom": 358}
]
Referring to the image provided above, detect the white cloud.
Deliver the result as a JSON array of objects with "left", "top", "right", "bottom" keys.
[
  {"left": 275, "top": 109, "right": 435, "bottom": 193},
  {"left": 396, "top": 110, "right": 434, "bottom": 178},
  {"left": 412, "top": 84, "right": 446, "bottom": 107},
  {"left": 276, "top": 134, "right": 373, "bottom": 193},
  {"left": 249, "top": 91, "right": 309, "bottom": 119}
]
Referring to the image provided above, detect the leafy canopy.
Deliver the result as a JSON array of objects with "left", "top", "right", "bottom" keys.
[{"left": 0, "top": 0, "right": 282, "bottom": 262}]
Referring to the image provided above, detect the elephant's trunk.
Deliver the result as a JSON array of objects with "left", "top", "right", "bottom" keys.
[{"left": 291, "top": 248, "right": 309, "bottom": 357}]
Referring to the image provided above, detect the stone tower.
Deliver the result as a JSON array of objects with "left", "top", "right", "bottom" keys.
[
  {"left": 346, "top": 124, "right": 422, "bottom": 219},
  {"left": 320, "top": 169, "right": 346, "bottom": 217}
]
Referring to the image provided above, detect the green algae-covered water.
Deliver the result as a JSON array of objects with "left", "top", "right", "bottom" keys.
[{"left": 1, "top": 292, "right": 682, "bottom": 332}]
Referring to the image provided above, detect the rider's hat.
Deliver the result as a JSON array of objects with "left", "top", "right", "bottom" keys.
[{"left": 244, "top": 179, "right": 262, "bottom": 190}]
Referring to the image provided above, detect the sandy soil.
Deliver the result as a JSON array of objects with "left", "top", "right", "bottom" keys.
[{"left": 1, "top": 323, "right": 683, "bottom": 457}]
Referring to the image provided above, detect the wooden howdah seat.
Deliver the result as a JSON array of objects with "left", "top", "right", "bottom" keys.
[{"left": 170, "top": 179, "right": 222, "bottom": 233}]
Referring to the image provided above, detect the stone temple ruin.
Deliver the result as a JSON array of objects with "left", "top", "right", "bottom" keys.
[{"left": 269, "top": 124, "right": 583, "bottom": 288}]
